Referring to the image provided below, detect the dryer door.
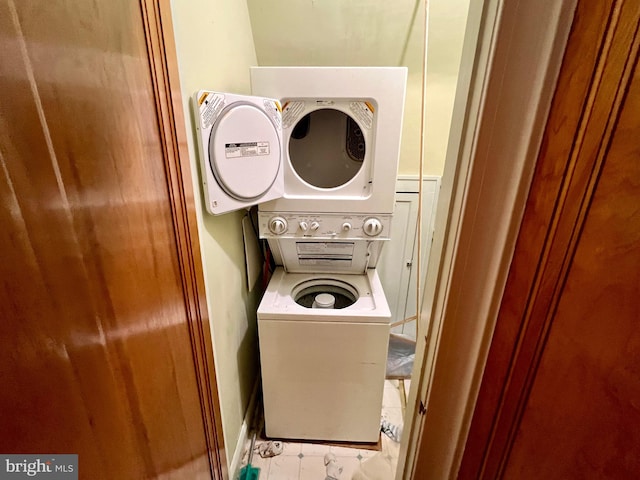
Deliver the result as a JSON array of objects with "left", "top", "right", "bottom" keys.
[{"left": 193, "top": 91, "right": 284, "bottom": 215}]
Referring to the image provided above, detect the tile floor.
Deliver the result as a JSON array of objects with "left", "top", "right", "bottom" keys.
[{"left": 238, "top": 380, "right": 409, "bottom": 480}]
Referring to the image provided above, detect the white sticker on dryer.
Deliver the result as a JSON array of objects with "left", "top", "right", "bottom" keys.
[
  {"left": 225, "top": 142, "right": 270, "bottom": 158},
  {"left": 200, "top": 93, "right": 225, "bottom": 129},
  {"left": 349, "top": 101, "right": 374, "bottom": 130},
  {"left": 282, "top": 101, "right": 305, "bottom": 129},
  {"left": 263, "top": 99, "right": 282, "bottom": 129}
]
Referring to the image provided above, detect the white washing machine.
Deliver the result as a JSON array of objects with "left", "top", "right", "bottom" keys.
[
  {"left": 257, "top": 268, "right": 390, "bottom": 442},
  {"left": 193, "top": 67, "right": 406, "bottom": 442}
]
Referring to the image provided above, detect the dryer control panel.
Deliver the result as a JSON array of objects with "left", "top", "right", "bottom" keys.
[{"left": 258, "top": 212, "right": 392, "bottom": 240}]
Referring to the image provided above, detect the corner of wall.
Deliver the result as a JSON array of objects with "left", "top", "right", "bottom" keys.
[{"left": 398, "top": 0, "right": 471, "bottom": 178}]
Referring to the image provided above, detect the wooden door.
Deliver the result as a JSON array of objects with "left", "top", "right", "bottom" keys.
[
  {"left": 460, "top": 0, "right": 640, "bottom": 478},
  {"left": 0, "top": 1, "right": 223, "bottom": 478}
]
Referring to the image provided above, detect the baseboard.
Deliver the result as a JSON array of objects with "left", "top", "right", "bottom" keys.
[{"left": 229, "top": 379, "right": 260, "bottom": 480}]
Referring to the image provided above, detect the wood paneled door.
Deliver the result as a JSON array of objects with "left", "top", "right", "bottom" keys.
[
  {"left": 0, "top": 1, "right": 224, "bottom": 478},
  {"left": 460, "top": 0, "right": 640, "bottom": 478}
]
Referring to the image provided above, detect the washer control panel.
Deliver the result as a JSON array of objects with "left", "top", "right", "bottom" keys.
[{"left": 258, "top": 212, "right": 392, "bottom": 240}]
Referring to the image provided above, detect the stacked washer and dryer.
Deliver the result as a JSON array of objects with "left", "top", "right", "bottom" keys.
[{"left": 193, "top": 67, "right": 407, "bottom": 443}]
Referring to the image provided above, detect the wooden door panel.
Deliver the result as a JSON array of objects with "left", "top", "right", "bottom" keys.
[
  {"left": 504, "top": 59, "right": 640, "bottom": 479},
  {"left": 0, "top": 1, "right": 215, "bottom": 478},
  {"left": 460, "top": 0, "right": 640, "bottom": 478}
]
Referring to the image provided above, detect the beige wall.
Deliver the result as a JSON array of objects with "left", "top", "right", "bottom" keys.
[
  {"left": 399, "top": 5, "right": 428, "bottom": 176},
  {"left": 170, "top": 0, "right": 259, "bottom": 468},
  {"left": 423, "top": 0, "right": 471, "bottom": 177}
]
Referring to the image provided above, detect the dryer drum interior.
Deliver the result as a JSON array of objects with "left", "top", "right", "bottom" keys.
[{"left": 288, "top": 108, "right": 366, "bottom": 189}]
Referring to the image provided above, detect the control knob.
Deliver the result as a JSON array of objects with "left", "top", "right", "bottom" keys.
[
  {"left": 342, "top": 222, "right": 352, "bottom": 232},
  {"left": 310, "top": 221, "right": 320, "bottom": 231},
  {"left": 299, "top": 221, "right": 309, "bottom": 232},
  {"left": 268, "top": 216, "right": 288, "bottom": 235},
  {"left": 363, "top": 218, "right": 383, "bottom": 237}
]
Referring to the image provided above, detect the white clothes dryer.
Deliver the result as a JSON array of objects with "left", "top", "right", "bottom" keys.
[{"left": 193, "top": 67, "right": 406, "bottom": 216}]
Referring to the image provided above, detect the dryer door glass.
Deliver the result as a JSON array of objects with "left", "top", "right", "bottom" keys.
[{"left": 288, "top": 109, "right": 365, "bottom": 188}]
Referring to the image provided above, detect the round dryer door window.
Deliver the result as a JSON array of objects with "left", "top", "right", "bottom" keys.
[
  {"left": 289, "top": 109, "right": 365, "bottom": 189},
  {"left": 209, "top": 103, "right": 281, "bottom": 200}
]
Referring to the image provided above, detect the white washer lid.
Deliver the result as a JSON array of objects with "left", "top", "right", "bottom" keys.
[{"left": 209, "top": 103, "right": 281, "bottom": 200}]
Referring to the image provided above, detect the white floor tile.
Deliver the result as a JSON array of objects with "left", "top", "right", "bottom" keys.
[
  {"left": 383, "top": 383, "right": 403, "bottom": 409},
  {"left": 299, "top": 455, "right": 327, "bottom": 478},
  {"left": 358, "top": 448, "right": 378, "bottom": 459},
  {"left": 281, "top": 442, "right": 302, "bottom": 456},
  {"left": 267, "top": 455, "right": 300, "bottom": 480},
  {"left": 334, "top": 456, "right": 362, "bottom": 479},
  {"left": 359, "top": 451, "right": 397, "bottom": 480},
  {"left": 384, "top": 380, "right": 398, "bottom": 389},
  {"left": 301, "top": 442, "right": 331, "bottom": 457},
  {"left": 381, "top": 434, "right": 401, "bottom": 460},
  {"left": 381, "top": 407, "right": 404, "bottom": 427}
]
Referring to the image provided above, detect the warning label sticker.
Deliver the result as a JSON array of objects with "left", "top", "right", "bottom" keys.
[
  {"left": 225, "top": 142, "right": 270, "bottom": 158},
  {"left": 263, "top": 99, "right": 282, "bottom": 129},
  {"left": 349, "top": 102, "right": 374, "bottom": 130},
  {"left": 282, "top": 101, "right": 306, "bottom": 129},
  {"left": 200, "top": 92, "right": 225, "bottom": 130}
]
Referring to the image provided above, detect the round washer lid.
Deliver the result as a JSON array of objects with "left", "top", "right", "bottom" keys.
[{"left": 209, "top": 102, "right": 281, "bottom": 201}]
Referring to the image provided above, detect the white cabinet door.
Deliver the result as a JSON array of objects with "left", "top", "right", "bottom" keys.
[
  {"left": 378, "top": 177, "right": 440, "bottom": 339},
  {"left": 377, "top": 193, "right": 418, "bottom": 333}
]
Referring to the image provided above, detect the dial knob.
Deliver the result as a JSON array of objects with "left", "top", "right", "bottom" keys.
[
  {"left": 342, "top": 222, "right": 352, "bottom": 232},
  {"left": 363, "top": 218, "right": 383, "bottom": 236},
  {"left": 310, "top": 221, "right": 320, "bottom": 231},
  {"left": 268, "top": 216, "right": 288, "bottom": 235},
  {"left": 299, "top": 221, "right": 309, "bottom": 232}
]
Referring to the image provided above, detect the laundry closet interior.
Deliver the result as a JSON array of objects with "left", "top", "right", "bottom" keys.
[{"left": 170, "top": 0, "right": 470, "bottom": 478}]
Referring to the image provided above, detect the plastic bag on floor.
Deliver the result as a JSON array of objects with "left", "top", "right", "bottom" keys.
[{"left": 386, "top": 333, "right": 416, "bottom": 378}]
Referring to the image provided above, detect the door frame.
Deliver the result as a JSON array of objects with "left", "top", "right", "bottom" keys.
[
  {"left": 459, "top": 0, "right": 640, "bottom": 477},
  {"left": 140, "top": 1, "right": 226, "bottom": 478},
  {"left": 398, "top": 0, "right": 579, "bottom": 478}
]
